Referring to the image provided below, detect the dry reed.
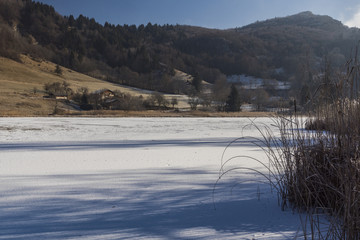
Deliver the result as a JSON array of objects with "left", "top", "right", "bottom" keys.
[{"left": 215, "top": 48, "right": 360, "bottom": 239}]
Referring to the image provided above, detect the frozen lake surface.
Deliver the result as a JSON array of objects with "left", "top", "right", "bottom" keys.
[{"left": 0, "top": 117, "right": 303, "bottom": 239}]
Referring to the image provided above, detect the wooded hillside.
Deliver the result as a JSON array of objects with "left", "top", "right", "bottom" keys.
[{"left": 1, "top": 0, "right": 359, "bottom": 97}]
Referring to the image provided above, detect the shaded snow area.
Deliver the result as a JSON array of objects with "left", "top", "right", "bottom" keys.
[
  {"left": 227, "top": 75, "right": 291, "bottom": 90},
  {"left": 0, "top": 117, "right": 303, "bottom": 239}
]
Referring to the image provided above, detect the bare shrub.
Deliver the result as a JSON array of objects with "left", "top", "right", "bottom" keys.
[{"left": 146, "top": 92, "right": 169, "bottom": 109}]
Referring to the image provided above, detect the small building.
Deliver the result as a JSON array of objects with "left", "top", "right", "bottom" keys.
[
  {"left": 43, "top": 93, "right": 68, "bottom": 100},
  {"left": 54, "top": 95, "right": 68, "bottom": 100},
  {"left": 94, "top": 89, "right": 115, "bottom": 100}
]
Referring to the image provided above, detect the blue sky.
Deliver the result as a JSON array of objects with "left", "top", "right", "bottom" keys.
[{"left": 37, "top": 0, "right": 360, "bottom": 29}]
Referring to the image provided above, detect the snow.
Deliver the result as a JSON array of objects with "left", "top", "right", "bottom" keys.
[
  {"left": 227, "top": 75, "right": 291, "bottom": 90},
  {"left": 0, "top": 117, "right": 304, "bottom": 239}
]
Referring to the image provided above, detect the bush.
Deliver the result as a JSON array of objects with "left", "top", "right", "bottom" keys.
[
  {"left": 54, "top": 64, "right": 62, "bottom": 75},
  {"left": 146, "top": 92, "right": 169, "bottom": 109}
]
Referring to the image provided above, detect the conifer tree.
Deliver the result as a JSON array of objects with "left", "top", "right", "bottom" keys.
[
  {"left": 225, "top": 84, "right": 241, "bottom": 112},
  {"left": 192, "top": 73, "right": 202, "bottom": 93}
]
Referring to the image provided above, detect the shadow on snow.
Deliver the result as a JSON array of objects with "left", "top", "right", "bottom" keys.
[
  {"left": 0, "top": 136, "right": 281, "bottom": 152},
  {"left": 0, "top": 169, "right": 300, "bottom": 239}
]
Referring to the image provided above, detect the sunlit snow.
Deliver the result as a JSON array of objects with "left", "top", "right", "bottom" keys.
[{"left": 0, "top": 117, "right": 303, "bottom": 239}]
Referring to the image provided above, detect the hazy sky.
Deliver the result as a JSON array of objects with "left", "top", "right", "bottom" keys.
[{"left": 36, "top": 0, "right": 360, "bottom": 29}]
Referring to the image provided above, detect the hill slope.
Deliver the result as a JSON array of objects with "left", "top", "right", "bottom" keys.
[
  {"left": 0, "top": 55, "right": 192, "bottom": 116},
  {"left": 1, "top": 1, "right": 359, "bottom": 85}
]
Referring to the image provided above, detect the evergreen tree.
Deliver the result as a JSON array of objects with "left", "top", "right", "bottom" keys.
[
  {"left": 192, "top": 73, "right": 202, "bottom": 93},
  {"left": 225, "top": 84, "right": 241, "bottom": 112}
]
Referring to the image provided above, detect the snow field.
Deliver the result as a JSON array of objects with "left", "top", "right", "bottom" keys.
[{"left": 0, "top": 117, "right": 302, "bottom": 239}]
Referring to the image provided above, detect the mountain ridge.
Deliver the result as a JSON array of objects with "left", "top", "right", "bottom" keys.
[{"left": 240, "top": 11, "right": 347, "bottom": 31}]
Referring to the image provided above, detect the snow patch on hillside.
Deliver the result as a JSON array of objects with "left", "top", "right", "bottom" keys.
[{"left": 227, "top": 75, "right": 290, "bottom": 90}]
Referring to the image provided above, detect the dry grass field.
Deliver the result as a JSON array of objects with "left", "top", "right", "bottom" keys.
[
  {"left": 0, "top": 55, "right": 271, "bottom": 117},
  {"left": 0, "top": 55, "right": 193, "bottom": 116}
]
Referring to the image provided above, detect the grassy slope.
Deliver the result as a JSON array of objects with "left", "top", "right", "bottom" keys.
[
  {"left": 0, "top": 55, "right": 270, "bottom": 117},
  {"left": 0, "top": 55, "right": 192, "bottom": 116}
]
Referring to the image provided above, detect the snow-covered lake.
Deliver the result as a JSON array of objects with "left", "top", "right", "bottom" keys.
[{"left": 0, "top": 117, "right": 303, "bottom": 239}]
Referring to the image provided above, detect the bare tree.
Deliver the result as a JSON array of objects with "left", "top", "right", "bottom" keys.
[{"left": 171, "top": 97, "right": 178, "bottom": 109}]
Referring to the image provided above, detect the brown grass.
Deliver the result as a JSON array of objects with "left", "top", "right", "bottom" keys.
[
  {"left": 269, "top": 57, "right": 360, "bottom": 239},
  {"left": 215, "top": 49, "right": 360, "bottom": 239},
  {"left": 273, "top": 106, "right": 360, "bottom": 239},
  {"left": 0, "top": 55, "right": 195, "bottom": 116},
  {"left": 0, "top": 55, "right": 272, "bottom": 117}
]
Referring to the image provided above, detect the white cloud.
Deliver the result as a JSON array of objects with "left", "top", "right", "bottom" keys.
[{"left": 344, "top": 7, "right": 360, "bottom": 28}]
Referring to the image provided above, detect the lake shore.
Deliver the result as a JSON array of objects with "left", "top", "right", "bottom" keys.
[{"left": 0, "top": 110, "right": 275, "bottom": 118}]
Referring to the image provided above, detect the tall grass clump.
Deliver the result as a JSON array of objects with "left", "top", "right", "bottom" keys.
[
  {"left": 274, "top": 51, "right": 360, "bottom": 239},
  {"left": 215, "top": 49, "right": 360, "bottom": 239}
]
